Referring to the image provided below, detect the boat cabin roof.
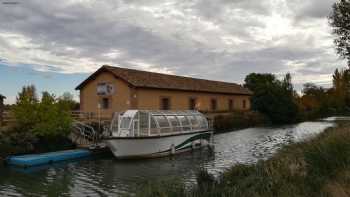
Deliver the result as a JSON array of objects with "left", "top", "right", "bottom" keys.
[{"left": 112, "top": 110, "right": 209, "bottom": 137}]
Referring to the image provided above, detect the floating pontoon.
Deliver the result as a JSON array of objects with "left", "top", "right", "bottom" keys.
[{"left": 104, "top": 110, "right": 213, "bottom": 158}]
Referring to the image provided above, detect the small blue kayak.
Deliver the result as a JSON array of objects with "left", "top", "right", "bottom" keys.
[{"left": 6, "top": 149, "right": 91, "bottom": 167}]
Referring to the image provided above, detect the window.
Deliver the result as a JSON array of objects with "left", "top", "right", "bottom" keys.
[
  {"left": 196, "top": 115, "right": 208, "bottom": 129},
  {"left": 178, "top": 116, "right": 191, "bottom": 130},
  {"left": 188, "top": 115, "right": 200, "bottom": 129},
  {"left": 211, "top": 99, "right": 217, "bottom": 111},
  {"left": 228, "top": 99, "right": 233, "bottom": 111},
  {"left": 101, "top": 98, "right": 109, "bottom": 109},
  {"left": 154, "top": 115, "right": 170, "bottom": 128},
  {"left": 168, "top": 116, "right": 181, "bottom": 132},
  {"left": 189, "top": 98, "right": 196, "bottom": 110},
  {"left": 178, "top": 116, "right": 190, "bottom": 125},
  {"left": 160, "top": 97, "right": 171, "bottom": 110},
  {"left": 120, "top": 117, "right": 131, "bottom": 129},
  {"left": 243, "top": 100, "right": 247, "bottom": 109}
]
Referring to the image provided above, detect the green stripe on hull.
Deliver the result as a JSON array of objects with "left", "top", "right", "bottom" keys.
[
  {"left": 175, "top": 132, "right": 211, "bottom": 150},
  {"left": 157, "top": 132, "right": 212, "bottom": 154}
]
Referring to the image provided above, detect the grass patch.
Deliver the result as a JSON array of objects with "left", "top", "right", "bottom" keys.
[{"left": 135, "top": 122, "right": 350, "bottom": 197}]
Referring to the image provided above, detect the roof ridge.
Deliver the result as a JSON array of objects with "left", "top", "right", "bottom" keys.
[
  {"left": 76, "top": 65, "right": 252, "bottom": 95},
  {"left": 102, "top": 65, "right": 243, "bottom": 87}
]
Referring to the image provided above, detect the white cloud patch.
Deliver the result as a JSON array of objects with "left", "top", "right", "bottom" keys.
[{"left": 0, "top": 0, "right": 346, "bottom": 89}]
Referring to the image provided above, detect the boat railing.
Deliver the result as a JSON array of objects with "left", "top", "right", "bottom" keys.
[{"left": 72, "top": 121, "right": 98, "bottom": 143}]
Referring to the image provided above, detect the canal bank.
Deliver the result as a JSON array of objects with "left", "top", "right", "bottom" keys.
[
  {"left": 0, "top": 118, "right": 338, "bottom": 196},
  {"left": 137, "top": 119, "right": 350, "bottom": 197}
]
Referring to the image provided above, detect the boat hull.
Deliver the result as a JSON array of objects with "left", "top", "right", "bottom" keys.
[{"left": 104, "top": 131, "right": 213, "bottom": 159}]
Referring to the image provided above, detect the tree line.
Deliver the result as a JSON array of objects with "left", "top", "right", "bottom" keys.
[{"left": 244, "top": 68, "right": 350, "bottom": 124}]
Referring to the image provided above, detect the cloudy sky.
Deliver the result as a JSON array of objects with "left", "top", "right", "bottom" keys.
[{"left": 0, "top": 0, "right": 347, "bottom": 104}]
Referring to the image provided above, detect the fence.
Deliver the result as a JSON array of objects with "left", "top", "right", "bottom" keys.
[
  {"left": 1, "top": 111, "right": 15, "bottom": 126},
  {"left": 0, "top": 110, "right": 113, "bottom": 127},
  {"left": 1, "top": 110, "right": 218, "bottom": 128}
]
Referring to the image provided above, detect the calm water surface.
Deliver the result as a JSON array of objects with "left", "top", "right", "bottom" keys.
[{"left": 0, "top": 119, "right": 339, "bottom": 196}]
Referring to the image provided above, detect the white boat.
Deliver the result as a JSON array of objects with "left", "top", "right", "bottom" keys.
[{"left": 103, "top": 110, "right": 214, "bottom": 159}]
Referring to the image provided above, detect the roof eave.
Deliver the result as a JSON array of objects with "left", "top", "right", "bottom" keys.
[
  {"left": 133, "top": 86, "right": 253, "bottom": 96},
  {"left": 75, "top": 65, "right": 112, "bottom": 90}
]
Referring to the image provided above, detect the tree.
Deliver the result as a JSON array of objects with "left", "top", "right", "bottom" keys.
[
  {"left": 329, "top": 0, "right": 350, "bottom": 65},
  {"left": 300, "top": 68, "right": 350, "bottom": 117},
  {"left": 60, "top": 92, "right": 74, "bottom": 101},
  {"left": 16, "top": 85, "right": 38, "bottom": 104},
  {"left": 58, "top": 92, "right": 80, "bottom": 110},
  {"left": 300, "top": 83, "right": 328, "bottom": 115},
  {"left": 244, "top": 73, "right": 299, "bottom": 124},
  {"left": 13, "top": 85, "right": 39, "bottom": 131},
  {"left": 331, "top": 68, "right": 350, "bottom": 110},
  {"left": 13, "top": 86, "right": 72, "bottom": 138},
  {"left": 32, "top": 92, "right": 72, "bottom": 138}
]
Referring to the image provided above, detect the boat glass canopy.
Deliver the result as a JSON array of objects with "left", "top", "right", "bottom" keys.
[{"left": 111, "top": 110, "right": 209, "bottom": 137}]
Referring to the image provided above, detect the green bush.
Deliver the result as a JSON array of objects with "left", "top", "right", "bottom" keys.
[{"left": 0, "top": 128, "right": 37, "bottom": 159}]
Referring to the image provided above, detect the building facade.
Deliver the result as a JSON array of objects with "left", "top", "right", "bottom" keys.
[{"left": 76, "top": 65, "right": 252, "bottom": 119}]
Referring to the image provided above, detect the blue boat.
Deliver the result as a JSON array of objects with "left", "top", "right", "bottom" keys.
[{"left": 6, "top": 149, "right": 92, "bottom": 167}]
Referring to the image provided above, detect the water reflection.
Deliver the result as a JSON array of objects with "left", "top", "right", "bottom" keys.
[{"left": 0, "top": 120, "right": 335, "bottom": 196}]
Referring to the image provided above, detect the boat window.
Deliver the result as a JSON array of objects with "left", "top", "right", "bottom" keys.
[
  {"left": 149, "top": 116, "right": 159, "bottom": 135},
  {"left": 188, "top": 116, "right": 200, "bottom": 129},
  {"left": 178, "top": 116, "right": 191, "bottom": 131},
  {"left": 168, "top": 116, "right": 181, "bottom": 132},
  {"left": 139, "top": 112, "right": 149, "bottom": 129},
  {"left": 154, "top": 115, "right": 170, "bottom": 128},
  {"left": 120, "top": 117, "right": 132, "bottom": 129},
  {"left": 150, "top": 116, "right": 157, "bottom": 128},
  {"left": 178, "top": 116, "right": 189, "bottom": 126},
  {"left": 196, "top": 115, "right": 208, "bottom": 129},
  {"left": 168, "top": 116, "right": 179, "bottom": 127},
  {"left": 139, "top": 112, "right": 149, "bottom": 136}
]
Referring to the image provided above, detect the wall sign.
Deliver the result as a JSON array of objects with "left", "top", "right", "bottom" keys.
[{"left": 97, "top": 82, "right": 115, "bottom": 96}]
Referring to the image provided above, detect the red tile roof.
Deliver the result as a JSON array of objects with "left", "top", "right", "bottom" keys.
[{"left": 76, "top": 65, "right": 252, "bottom": 95}]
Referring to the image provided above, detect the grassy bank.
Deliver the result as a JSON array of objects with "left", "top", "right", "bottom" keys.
[{"left": 136, "top": 121, "right": 350, "bottom": 197}]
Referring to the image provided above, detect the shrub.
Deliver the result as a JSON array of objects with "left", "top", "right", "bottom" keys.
[{"left": 0, "top": 127, "right": 37, "bottom": 159}]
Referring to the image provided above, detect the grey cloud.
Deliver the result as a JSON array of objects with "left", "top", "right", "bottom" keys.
[
  {"left": 288, "top": 0, "right": 335, "bottom": 20},
  {"left": 0, "top": 0, "right": 345, "bottom": 90}
]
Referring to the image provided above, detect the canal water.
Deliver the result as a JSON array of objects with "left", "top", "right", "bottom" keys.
[{"left": 0, "top": 119, "right": 340, "bottom": 196}]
